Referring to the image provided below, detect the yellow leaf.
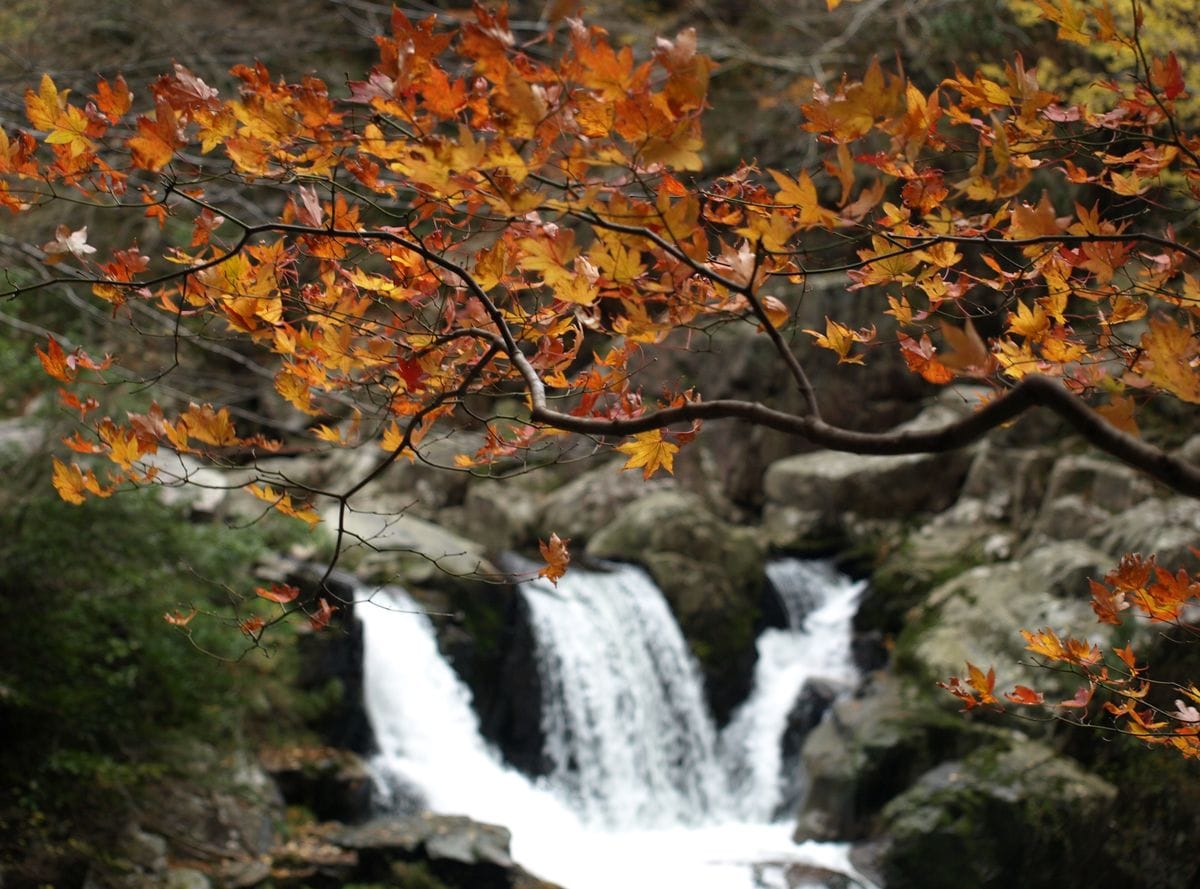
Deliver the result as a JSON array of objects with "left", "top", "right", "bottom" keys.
[
  {"left": 25, "top": 74, "right": 64, "bottom": 132},
  {"left": 1007, "top": 300, "right": 1049, "bottom": 341},
  {"left": 1097, "top": 394, "right": 1139, "bottom": 435},
  {"left": 380, "top": 421, "right": 405, "bottom": 452},
  {"left": 180, "top": 403, "right": 239, "bottom": 446},
  {"left": 51, "top": 457, "right": 87, "bottom": 504},
  {"left": 275, "top": 370, "right": 318, "bottom": 415},
  {"left": 538, "top": 532, "right": 571, "bottom": 586},
  {"left": 769, "top": 169, "right": 839, "bottom": 228},
  {"left": 615, "top": 429, "right": 679, "bottom": 479},
  {"left": 803, "top": 317, "right": 874, "bottom": 365},
  {"left": 1136, "top": 316, "right": 1200, "bottom": 403}
]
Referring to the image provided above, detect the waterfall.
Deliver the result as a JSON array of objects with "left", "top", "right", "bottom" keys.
[
  {"left": 722, "top": 560, "right": 866, "bottom": 820},
  {"left": 357, "top": 560, "right": 873, "bottom": 889},
  {"left": 359, "top": 587, "right": 579, "bottom": 830},
  {"left": 521, "top": 564, "right": 729, "bottom": 827}
]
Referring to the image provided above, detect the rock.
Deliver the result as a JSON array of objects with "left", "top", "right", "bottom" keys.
[
  {"left": 1028, "top": 453, "right": 1156, "bottom": 543},
  {"left": 896, "top": 540, "right": 1116, "bottom": 693},
  {"left": 138, "top": 748, "right": 283, "bottom": 865},
  {"left": 1100, "top": 496, "right": 1200, "bottom": 574},
  {"left": 165, "top": 868, "right": 212, "bottom": 889},
  {"left": 782, "top": 679, "right": 839, "bottom": 763},
  {"left": 762, "top": 401, "right": 976, "bottom": 549},
  {"left": 268, "top": 824, "right": 360, "bottom": 885},
  {"left": 329, "top": 813, "right": 559, "bottom": 889},
  {"left": 540, "top": 458, "right": 675, "bottom": 544},
  {"left": 778, "top": 678, "right": 839, "bottom": 813},
  {"left": 82, "top": 826, "right": 171, "bottom": 889},
  {"left": 878, "top": 735, "right": 1117, "bottom": 889},
  {"left": 793, "top": 674, "right": 995, "bottom": 842},
  {"left": 856, "top": 501, "right": 1012, "bottom": 641},
  {"left": 448, "top": 479, "right": 541, "bottom": 551},
  {"left": 216, "top": 858, "right": 272, "bottom": 888},
  {"left": 328, "top": 506, "right": 497, "bottom": 586},
  {"left": 260, "top": 746, "right": 373, "bottom": 823},
  {"left": 784, "top": 862, "right": 862, "bottom": 888},
  {"left": 586, "top": 489, "right": 767, "bottom": 722},
  {"left": 957, "top": 440, "right": 1055, "bottom": 528}
]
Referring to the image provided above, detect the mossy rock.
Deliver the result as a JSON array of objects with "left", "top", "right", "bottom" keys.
[{"left": 879, "top": 736, "right": 1117, "bottom": 889}]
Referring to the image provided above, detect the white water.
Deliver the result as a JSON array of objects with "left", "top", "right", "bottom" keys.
[
  {"left": 358, "top": 560, "right": 872, "bottom": 889},
  {"left": 523, "top": 565, "right": 729, "bottom": 826},
  {"left": 722, "top": 561, "right": 866, "bottom": 820}
]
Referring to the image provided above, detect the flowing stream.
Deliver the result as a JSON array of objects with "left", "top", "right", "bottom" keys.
[{"left": 358, "top": 560, "right": 871, "bottom": 889}]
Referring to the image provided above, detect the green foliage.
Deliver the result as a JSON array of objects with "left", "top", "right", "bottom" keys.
[{"left": 0, "top": 489, "right": 269, "bottom": 825}]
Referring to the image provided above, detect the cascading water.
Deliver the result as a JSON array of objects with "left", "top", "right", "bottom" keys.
[
  {"left": 358, "top": 560, "right": 874, "bottom": 889},
  {"left": 721, "top": 560, "right": 866, "bottom": 820},
  {"left": 522, "top": 564, "right": 728, "bottom": 826}
]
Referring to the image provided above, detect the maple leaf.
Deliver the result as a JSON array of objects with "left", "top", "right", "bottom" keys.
[
  {"left": 309, "top": 597, "right": 336, "bottom": 631},
  {"left": 51, "top": 457, "right": 88, "bottom": 505},
  {"left": 899, "top": 334, "right": 954, "bottom": 384},
  {"left": 1005, "top": 685, "right": 1045, "bottom": 706},
  {"left": 966, "top": 661, "right": 999, "bottom": 705},
  {"left": 51, "top": 457, "right": 111, "bottom": 504},
  {"left": 37, "top": 338, "right": 74, "bottom": 383},
  {"left": 616, "top": 429, "right": 680, "bottom": 479},
  {"left": 128, "top": 100, "right": 179, "bottom": 171},
  {"left": 163, "top": 608, "right": 198, "bottom": 627},
  {"left": 91, "top": 75, "right": 133, "bottom": 123},
  {"left": 939, "top": 319, "right": 994, "bottom": 376},
  {"left": 1135, "top": 317, "right": 1200, "bottom": 404},
  {"left": 804, "top": 317, "right": 875, "bottom": 365},
  {"left": 44, "top": 104, "right": 95, "bottom": 157},
  {"left": 769, "top": 169, "right": 839, "bottom": 228},
  {"left": 42, "top": 225, "right": 96, "bottom": 264},
  {"left": 539, "top": 533, "right": 571, "bottom": 586},
  {"left": 257, "top": 583, "right": 300, "bottom": 604}
]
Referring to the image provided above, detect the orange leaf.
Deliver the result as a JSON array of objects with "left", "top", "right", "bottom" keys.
[
  {"left": 1004, "top": 685, "right": 1045, "bottom": 706},
  {"left": 309, "top": 597, "right": 336, "bottom": 631},
  {"left": 164, "top": 609, "right": 198, "bottom": 627},
  {"left": 37, "top": 338, "right": 74, "bottom": 383},
  {"left": 92, "top": 75, "right": 133, "bottom": 123},
  {"left": 257, "top": 583, "right": 301, "bottom": 604},
  {"left": 539, "top": 532, "right": 571, "bottom": 586}
]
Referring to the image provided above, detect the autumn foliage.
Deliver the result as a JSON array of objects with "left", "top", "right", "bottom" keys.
[{"left": 7, "top": 2, "right": 1200, "bottom": 751}]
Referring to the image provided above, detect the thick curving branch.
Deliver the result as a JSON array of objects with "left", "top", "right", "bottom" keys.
[{"left": 525, "top": 375, "right": 1200, "bottom": 499}]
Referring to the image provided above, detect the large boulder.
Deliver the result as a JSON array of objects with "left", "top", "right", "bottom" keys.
[
  {"left": 878, "top": 735, "right": 1117, "bottom": 889},
  {"left": 586, "top": 489, "right": 767, "bottom": 722},
  {"left": 1028, "top": 454, "right": 1156, "bottom": 545},
  {"left": 762, "top": 400, "right": 977, "bottom": 549},
  {"left": 260, "top": 745, "right": 373, "bottom": 824},
  {"left": 895, "top": 540, "right": 1116, "bottom": 693}
]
